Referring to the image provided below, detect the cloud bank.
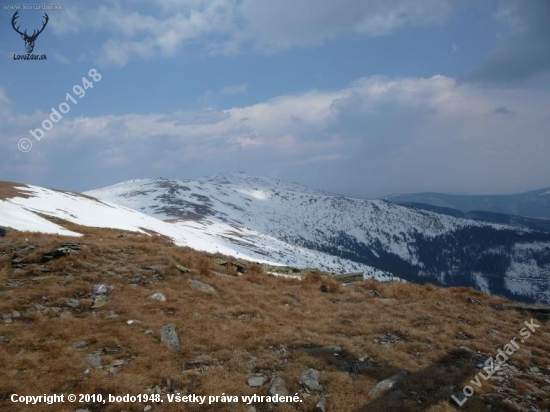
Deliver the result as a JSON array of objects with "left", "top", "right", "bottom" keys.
[{"left": 2, "top": 75, "right": 549, "bottom": 196}]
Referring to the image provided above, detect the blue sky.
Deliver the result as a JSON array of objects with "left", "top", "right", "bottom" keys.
[{"left": 1, "top": 0, "right": 549, "bottom": 198}]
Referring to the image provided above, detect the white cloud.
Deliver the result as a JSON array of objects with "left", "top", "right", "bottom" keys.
[
  {"left": 44, "top": 0, "right": 452, "bottom": 66},
  {"left": 239, "top": 0, "right": 451, "bottom": 52}
]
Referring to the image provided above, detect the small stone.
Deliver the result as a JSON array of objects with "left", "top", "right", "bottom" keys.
[
  {"left": 188, "top": 279, "right": 217, "bottom": 294},
  {"left": 214, "top": 257, "right": 228, "bottom": 265},
  {"left": 369, "top": 371, "right": 407, "bottom": 397},
  {"left": 160, "top": 324, "right": 179, "bottom": 350},
  {"left": 300, "top": 368, "right": 323, "bottom": 392},
  {"left": 65, "top": 298, "right": 80, "bottom": 308},
  {"left": 247, "top": 376, "right": 267, "bottom": 387},
  {"left": 127, "top": 319, "right": 141, "bottom": 325},
  {"left": 175, "top": 264, "right": 191, "bottom": 273},
  {"left": 34, "top": 303, "right": 48, "bottom": 312},
  {"left": 92, "top": 284, "right": 112, "bottom": 296},
  {"left": 149, "top": 293, "right": 166, "bottom": 302},
  {"left": 186, "top": 355, "right": 211, "bottom": 367},
  {"left": 73, "top": 340, "right": 88, "bottom": 349},
  {"left": 269, "top": 376, "right": 289, "bottom": 398},
  {"left": 110, "top": 359, "right": 126, "bottom": 367},
  {"left": 11, "top": 310, "right": 21, "bottom": 318},
  {"left": 92, "top": 295, "right": 110, "bottom": 309},
  {"left": 315, "top": 394, "right": 328, "bottom": 411},
  {"left": 85, "top": 353, "right": 102, "bottom": 369},
  {"left": 144, "top": 406, "right": 152, "bottom": 412}
]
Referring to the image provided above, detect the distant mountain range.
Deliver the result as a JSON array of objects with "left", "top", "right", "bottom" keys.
[
  {"left": 2, "top": 175, "right": 549, "bottom": 304},
  {"left": 85, "top": 174, "right": 550, "bottom": 304},
  {"left": 396, "top": 203, "right": 550, "bottom": 233},
  {"left": 383, "top": 187, "right": 550, "bottom": 220}
]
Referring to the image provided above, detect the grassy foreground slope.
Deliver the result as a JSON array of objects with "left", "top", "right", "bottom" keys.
[{"left": 1, "top": 222, "right": 549, "bottom": 412}]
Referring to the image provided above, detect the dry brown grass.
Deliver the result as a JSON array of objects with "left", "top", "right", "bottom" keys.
[
  {"left": 0, "top": 182, "right": 31, "bottom": 200},
  {"left": 0, "top": 225, "right": 549, "bottom": 411}
]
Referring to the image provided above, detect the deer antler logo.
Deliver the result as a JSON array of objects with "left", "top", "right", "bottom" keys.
[{"left": 11, "top": 11, "right": 49, "bottom": 54}]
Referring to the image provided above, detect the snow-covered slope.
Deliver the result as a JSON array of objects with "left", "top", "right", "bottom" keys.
[
  {"left": 0, "top": 182, "right": 393, "bottom": 278},
  {"left": 86, "top": 174, "right": 550, "bottom": 304},
  {"left": 0, "top": 183, "right": 277, "bottom": 264}
]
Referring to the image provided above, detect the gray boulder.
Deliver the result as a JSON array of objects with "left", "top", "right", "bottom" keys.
[
  {"left": 247, "top": 376, "right": 267, "bottom": 387},
  {"left": 160, "top": 324, "right": 179, "bottom": 350},
  {"left": 188, "top": 279, "right": 217, "bottom": 294}
]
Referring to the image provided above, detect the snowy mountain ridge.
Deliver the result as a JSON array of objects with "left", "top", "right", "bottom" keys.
[
  {"left": 86, "top": 173, "right": 550, "bottom": 304},
  {"left": 0, "top": 181, "right": 392, "bottom": 280}
]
